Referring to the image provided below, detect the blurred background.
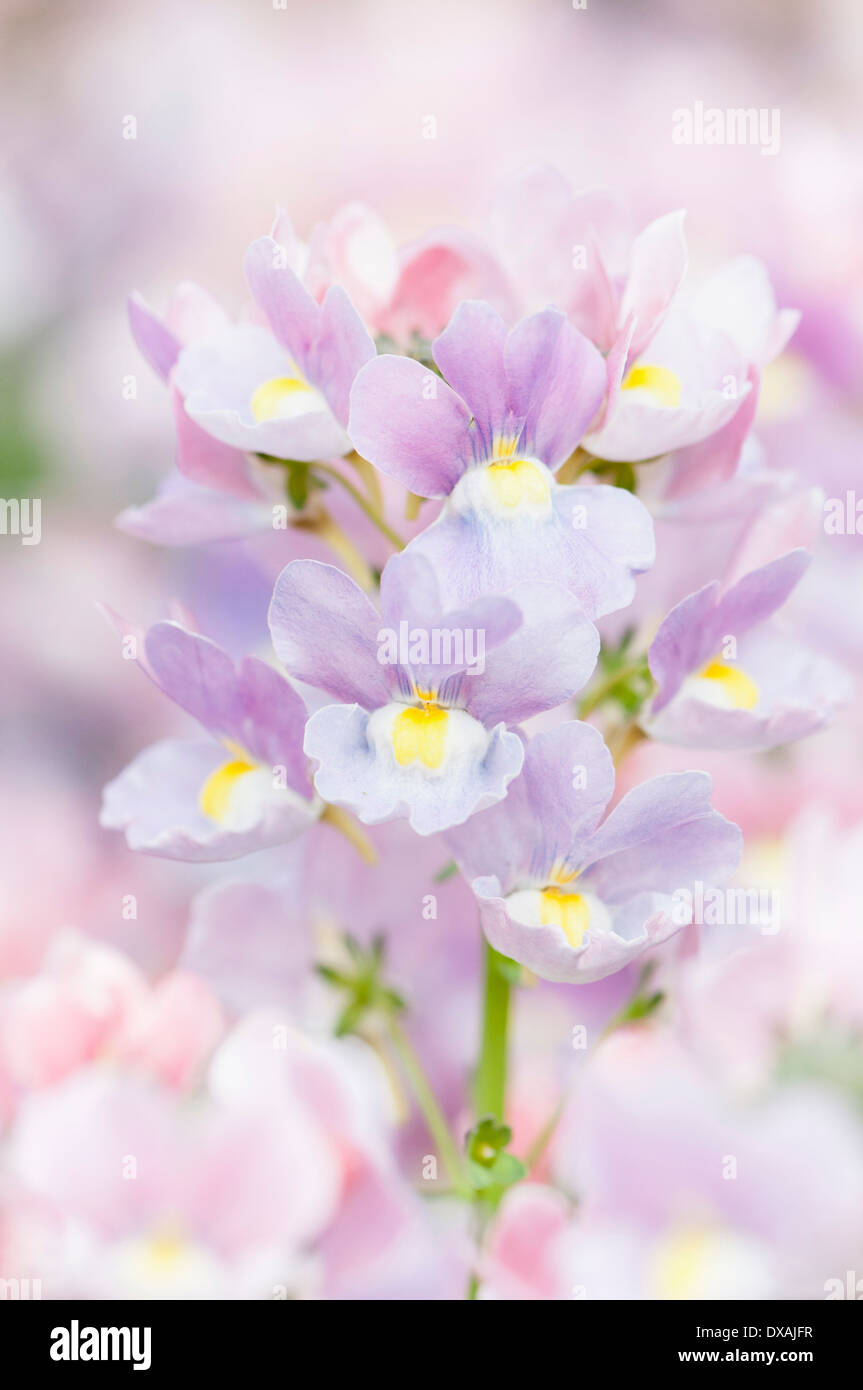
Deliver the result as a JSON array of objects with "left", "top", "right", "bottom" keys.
[{"left": 1, "top": 0, "right": 862, "bottom": 971}]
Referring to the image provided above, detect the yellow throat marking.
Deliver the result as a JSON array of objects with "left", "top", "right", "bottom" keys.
[
  {"left": 250, "top": 375, "right": 312, "bottom": 421},
  {"left": 392, "top": 704, "right": 449, "bottom": 768},
  {"left": 486, "top": 458, "right": 550, "bottom": 508},
  {"left": 698, "top": 659, "right": 760, "bottom": 710},
  {"left": 142, "top": 1228, "right": 188, "bottom": 1273},
  {"left": 199, "top": 743, "right": 258, "bottom": 823},
  {"left": 540, "top": 888, "right": 591, "bottom": 949},
  {"left": 621, "top": 364, "right": 682, "bottom": 408},
  {"left": 651, "top": 1225, "right": 714, "bottom": 1300}
]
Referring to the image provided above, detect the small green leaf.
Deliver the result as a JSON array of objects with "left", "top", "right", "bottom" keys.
[
  {"left": 434, "top": 859, "right": 458, "bottom": 883},
  {"left": 315, "top": 964, "right": 351, "bottom": 988}
]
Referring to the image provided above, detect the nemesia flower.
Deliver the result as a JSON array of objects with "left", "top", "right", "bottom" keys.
[
  {"left": 549, "top": 1030, "right": 863, "bottom": 1300},
  {"left": 678, "top": 806, "right": 863, "bottom": 1093},
  {"left": 115, "top": 469, "right": 277, "bottom": 546},
  {"left": 584, "top": 256, "right": 797, "bottom": 465},
  {"left": 349, "top": 299, "right": 655, "bottom": 616},
  {"left": 658, "top": 256, "right": 802, "bottom": 495},
  {"left": 6, "top": 1061, "right": 343, "bottom": 1299},
  {"left": 0, "top": 929, "right": 223, "bottom": 1094},
  {"left": 121, "top": 221, "right": 379, "bottom": 548},
  {"left": 171, "top": 234, "right": 374, "bottom": 463},
  {"left": 127, "top": 280, "right": 266, "bottom": 501},
  {"left": 304, "top": 200, "right": 512, "bottom": 341},
  {"left": 101, "top": 615, "right": 319, "bottom": 860},
  {"left": 584, "top": 298, "right": 751, "bottom": 463},
  {"left": 446, "top": 722, "right": 741, "bottom": 983},
  {"left": 644, "top": 549, "right": 851, "bottom": 751},
  {"left": 123, "top": 280, "right": 283, "bottom": 544},
  {"left": 481, "top": 1032, "right": 863, "bottom": 1301},
  {"left": 268, "top": 551, "right": 599, "bottom": 834},
  {"left": 490, "top": 165, "right": 687, "bottom": 359},
  {"left": 477, "top": 1183, "right": 572, "bottom": 1301}
]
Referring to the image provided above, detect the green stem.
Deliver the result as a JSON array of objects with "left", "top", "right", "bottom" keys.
[
  {"left": 312, "top": 461, "right": 407, "bottom": 551},
  {"left": 576, "top": 655, "right": 649, "bottom": 718},
  {"left": 474, "top": 942, "right": 512, "bottom": 1122},
  {"left": 388, "top": 1017, "right": 470, "bottom": 1197}
]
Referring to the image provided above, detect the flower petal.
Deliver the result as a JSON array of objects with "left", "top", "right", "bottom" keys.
[
  {"left": 476, "top": 884, "right": 683, "bottom": 985},
  {"left": 504, "top": 309, "right": 607, "bottom": 467},
  {"left": 269, "top": 559, "right": 392, "bottom": 709},
  {"left": 307, "top": 283, "right": 376, "bottom": 427},
  {"left": 100, "top": 739, "right": 316, "bottom": 862},
  {"left": 580, "top": 771, "right": 742, "bottom": 902},
  {"left": 431, "top": 300, "right": 508, "bottom": 455},
  {"left": 243, "top": 235, "right": 321, "bottom": 366},
  {"left": 304, "top": 703, "right": 523, "bottom": 836},
  {"left": 348, "top": 354, "right": 474, "bottom": 496},
  {"left": 446, "top": 720, "right": 614, "bottom": 890},
  {"left": 465, "top": 583, "right": 599, "bottom": 726}
]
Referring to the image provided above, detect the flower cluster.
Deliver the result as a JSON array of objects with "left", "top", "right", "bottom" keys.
[{"left": 3, "top": 168, "right": 860, "bottom": 1303}]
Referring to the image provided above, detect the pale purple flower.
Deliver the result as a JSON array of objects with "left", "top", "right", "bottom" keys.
[
  {"left": 585, "top": 255, "right": 798, "bottom": 464},
  {"left": 172, "top": 233, "right": 375, "bottom": 463},
  {"left": 349, "top": 299, "right": 654, "bottom": 618},
  {"left": 124, "top": 281, "right": 277, "bottom": 543},
  {"left": 550, "top": 1030, "right": 863, "bottom": 1300},
  {"left": 446, "top": 721, "right": 741, "bottom": 983},
  {"left": 100, "top": 614, "right": 318, "bottom": 861},
  {"left": 491, "top": 164, "right": 688, "bottom": 358},
  {"left": 645, "top": 549, "right": 851, "bottom": 750},
  {"left": 304, "top": 199, "right": 512, "bottom": 340},
  {"left": 268, "top": 551, "right": 599, "bottom": 835}
]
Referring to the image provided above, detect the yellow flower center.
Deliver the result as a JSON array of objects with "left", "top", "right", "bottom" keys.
[
  {"left": 651, "top": 1225, "right": 714, "bottom": 1300},
  {"left": 621, "top": 364, "right": 682, "bottom": 408},
  {"left": 391, "top": 704, "right": 449, "bottom": 768},
  {"left": 486, "top": 458, "right": 551, "bottom": 508},
  {"left": 199, "top": 740, "right": 259, "bottom": 822},
  {"left": 539, "top": 888, "right": 592, "bottom": 949},
  {"left": 250, "top": 375, "right": 313, "bottom": 421},
  {"left": 143, "top": 1227, "right": 188, "bottom": 1273},
  {"left": 698, "top": 659, "right": 760, "bottom": 710}
]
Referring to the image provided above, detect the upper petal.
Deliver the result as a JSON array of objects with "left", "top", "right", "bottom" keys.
[
  {"left": 620, "top": 209, "right": 688, "bottom": 361},
  {"left": 244, "top": 235, "right": 321, "bottom": 368},
  {"left": 432, "top": 300, "right": 508, "bottom": 455},
  {"left": 504, "top": 309, "right": 607, "bottom": 467},
  {"left": 447, "top": 720, "right": 614, "bottom": 889},
  {"left": 269, "top": 559, "right": 392, "bottom": 709},
  {"left": 348, "top": 354, "right": 474, "bottom": 496},
  {"left": 307, "top": 283, "right": 376, "bottom": 427},
  {"left": 128, "top": 293, "right": 182, "bottom": 382},
  {"left": 580, "top": 771, "right": 742, "bottom": 902},
  {"left": 465, "top": 583, "right": 599, "bottom": 726}
]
